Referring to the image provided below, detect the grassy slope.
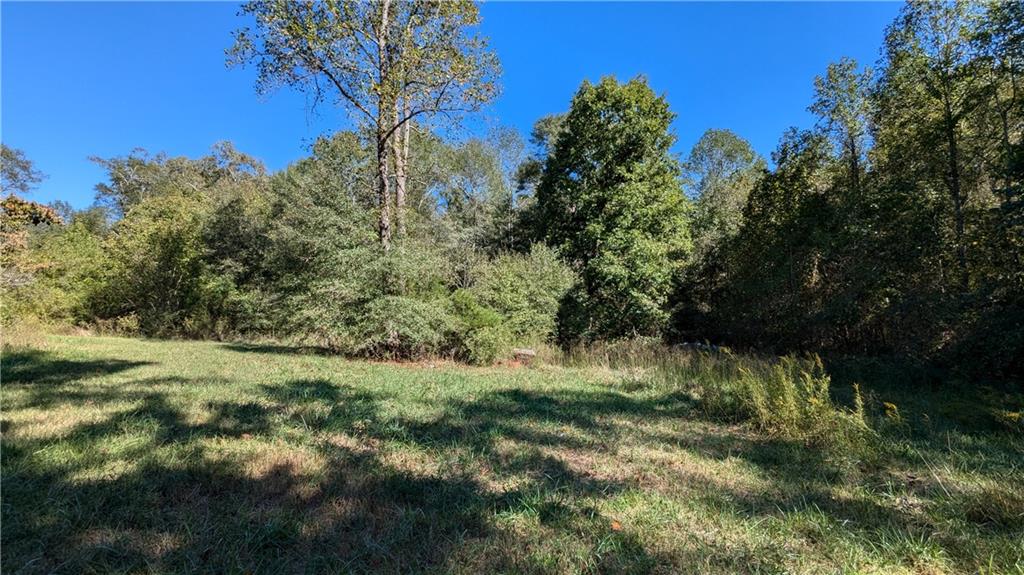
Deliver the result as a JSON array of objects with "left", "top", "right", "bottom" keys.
[{"left": 2, "top": 336, "right": 1021, "bottom": 574}]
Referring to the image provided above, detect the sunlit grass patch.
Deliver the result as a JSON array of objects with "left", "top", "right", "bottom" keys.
[{"left": 2, "top": 335, "right": 1021, "bottom": 574}]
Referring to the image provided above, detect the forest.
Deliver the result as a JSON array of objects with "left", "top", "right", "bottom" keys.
[{"left": 3, "top": 1, "right": 1022, "bottom": 380}]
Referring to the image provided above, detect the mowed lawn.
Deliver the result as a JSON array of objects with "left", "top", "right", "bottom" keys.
[{"left": 2, "top": 336, "right": 1022, "bottom": 574}]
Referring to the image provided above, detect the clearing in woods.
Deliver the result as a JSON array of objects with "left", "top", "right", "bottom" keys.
[{"left": 2, "top": 335, "right": 1022, "bottom": 574}]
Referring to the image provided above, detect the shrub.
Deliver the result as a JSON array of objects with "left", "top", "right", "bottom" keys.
[
  {"left": 92, "top": 193, "right": 211, "bottom": 336},
  {"left": 92, "top": 313, "right": 141, "bottom": 337},
  {"left": 469, "top": 244, "right": 575, "bottom": 343},
  {"left": 1, "top": 221, "right": 108, "bottom": 327},
  {"left": 461, "top": 324, "right": 510, "bottom": 366},
  {"left": 28, "top": 222, "right": 109, "bottom": 324},
  {"left": 671, "top": 353, "right": 870, "bottom": 451},
  {"left": 1, "top": 196, "right": 78, "bottom": 328},
  {"left": 1, "top": 315, "right": 49, "bottom": 350},
  {"left": 731, "top": 355, "right": 869, "bottom": 443},
  {"left": 270, "top": 241, "right": 456, "bottom": 354},
  {"left": 450, "top": 289, "right": 510, "bottom": 365},
  {"left": 182, "top": 274, "right": 269, "bottom": 339},
  {"left": 264, "top": 180, "right": 456, "bottom": 351},
  {"left": 349, "top": 295, "right": 454, "bottom": 360},
  {"left": 371, "top": 242, "right": 453, "bottom": 300},
  {"left": 87, "top": 191, "right": 263, "bottom": 339}
]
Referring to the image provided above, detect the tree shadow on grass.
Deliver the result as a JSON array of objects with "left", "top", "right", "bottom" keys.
[
  {"left": 652, "top": 417, "right": 1024, "bottom": 571},
  {"left": 4, "top": 382, "right": 477, "bottom": 572},
  {"left": 6, "top": 374, "right": 220, "bottom": 412},
  {"left": 220, "top": 342, "right": 333, "bottom": 356},
  {"left": 261, "top": 378, "right": 381, "bottom": 434},
  {"left": 6, "top": 348, "right": 1019, "bottom": 573},
  {"left": 2, "top": 350, "right": 677, "bottom": 572},
  {"left": 376, "top": 387, "right": 695, "bottom": 453},
  {"left": 3, "top": 381, "right": 676, "bottom": 573},
  {"left": 263, "top": 376, "right": 1022, "bottom": 572},
  {"left": 2, "top": 348, "right": 152, "bottom": 387},
  {"left": 402, "top": 375, "right": 1024, "bottom": 571}
]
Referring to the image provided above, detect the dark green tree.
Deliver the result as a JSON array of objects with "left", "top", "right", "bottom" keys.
[
  {"left": 536, "top": 76, "right": 690, "bottom": 343},
  {"left": 875, "top": 0, "right": 991, "bottom": 292},
  {"left": 716, "top": 128, "right": 834, "bottom": 349}
]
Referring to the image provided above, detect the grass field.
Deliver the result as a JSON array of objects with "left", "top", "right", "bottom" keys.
[{"left": 2, "top": 336, "right": 1022, "bottom": 574}]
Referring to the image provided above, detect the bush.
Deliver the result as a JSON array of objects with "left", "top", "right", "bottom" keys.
[
  {"left": 469, "top": 244, "right": 575, "bottom": 343},
  {"left": 349, "top": 295, "right": 454, "bottom": 360},
  {"left": 450, "top": 289, "right": 510, "bottom": 365},
  {"left": 89, "top": 192, "right": 264, "bottom": 339},
  {"left": 88, "top": 194, "right": 204, "bottom": 334},
  {"left": 182, "top": 274, "right": 269, "bottom": 339},
  {"left": 673, "top": 353, "right": 869, "bottom": 450},
  {"left": 1, "top": 220, "right": 108, "bottom": 327},
  {"left": 92, "top": 314, "right": 141, "bottom": 337},
  {"left": 269, "top": 237, "right": 457, "bottom": 354},
  {"left": 371, "top": 242, "right": 454, "bottom": 300},
  {"left": 732, "top": 355, "right": 868, "bottom": 443},
  {"left": 1, "top": 315, "right": 49, "bottom": 350},
  {"left": 461, "top": 324, "right": 510, "bottom": 366}
]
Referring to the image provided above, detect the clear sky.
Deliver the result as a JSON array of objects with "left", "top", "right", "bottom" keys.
[{"left": 2, "top": 1, "right": 902, "bottom": 209}]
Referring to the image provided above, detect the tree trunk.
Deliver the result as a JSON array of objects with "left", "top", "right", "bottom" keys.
[
  {"left": 393, "top": 98, "right": 409, "bottom": 237},
  {"left": 942, "top": 97, "right": 968, "bottom": 292},
  {"left": 376, "top": 135, "right": 392, "bottom": 251},
  {"left": 376, "top": 0, "right": 393, "bottom": 251},
  {"left": 846, "top": 132, "right": 861, "bottom": 195}
]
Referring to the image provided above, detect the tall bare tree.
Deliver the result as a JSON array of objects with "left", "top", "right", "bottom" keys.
[{"left": 230, "top": 0, "right": 499, "bottom": 249}]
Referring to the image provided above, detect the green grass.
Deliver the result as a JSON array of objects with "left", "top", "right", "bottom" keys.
[{"left": 2, "top": 335, "right": 1022, "bottom": 574}]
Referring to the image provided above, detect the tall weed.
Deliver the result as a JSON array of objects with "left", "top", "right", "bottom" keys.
[{"left": 561, "top": 341, "right": 871, "bottom": 451}]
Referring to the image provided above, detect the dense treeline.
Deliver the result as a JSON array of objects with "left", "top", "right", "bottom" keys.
[
  {"left": 2, "top": 134, "right": 573, "bottom": 365},
  {"left": 678, "top": 1, "right": 1023, "bottom": 379},
  {"left": 2, "top": 1, "right": 1021, "bottom": 379}
]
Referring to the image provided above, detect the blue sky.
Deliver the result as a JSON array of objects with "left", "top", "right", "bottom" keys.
[{"left": 2, "top": 1, "right": 901, "bottom": 209}]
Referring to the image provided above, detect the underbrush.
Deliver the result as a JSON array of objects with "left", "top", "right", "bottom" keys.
[
  {"left": 6, "top": 237, "right": 577, "bottom": 367},
  {"left": 0, "top": 316, "right": 49, "bottom": 350},
  {"left": 563, "top": 338, "right": 872, "bottom": 453}
]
